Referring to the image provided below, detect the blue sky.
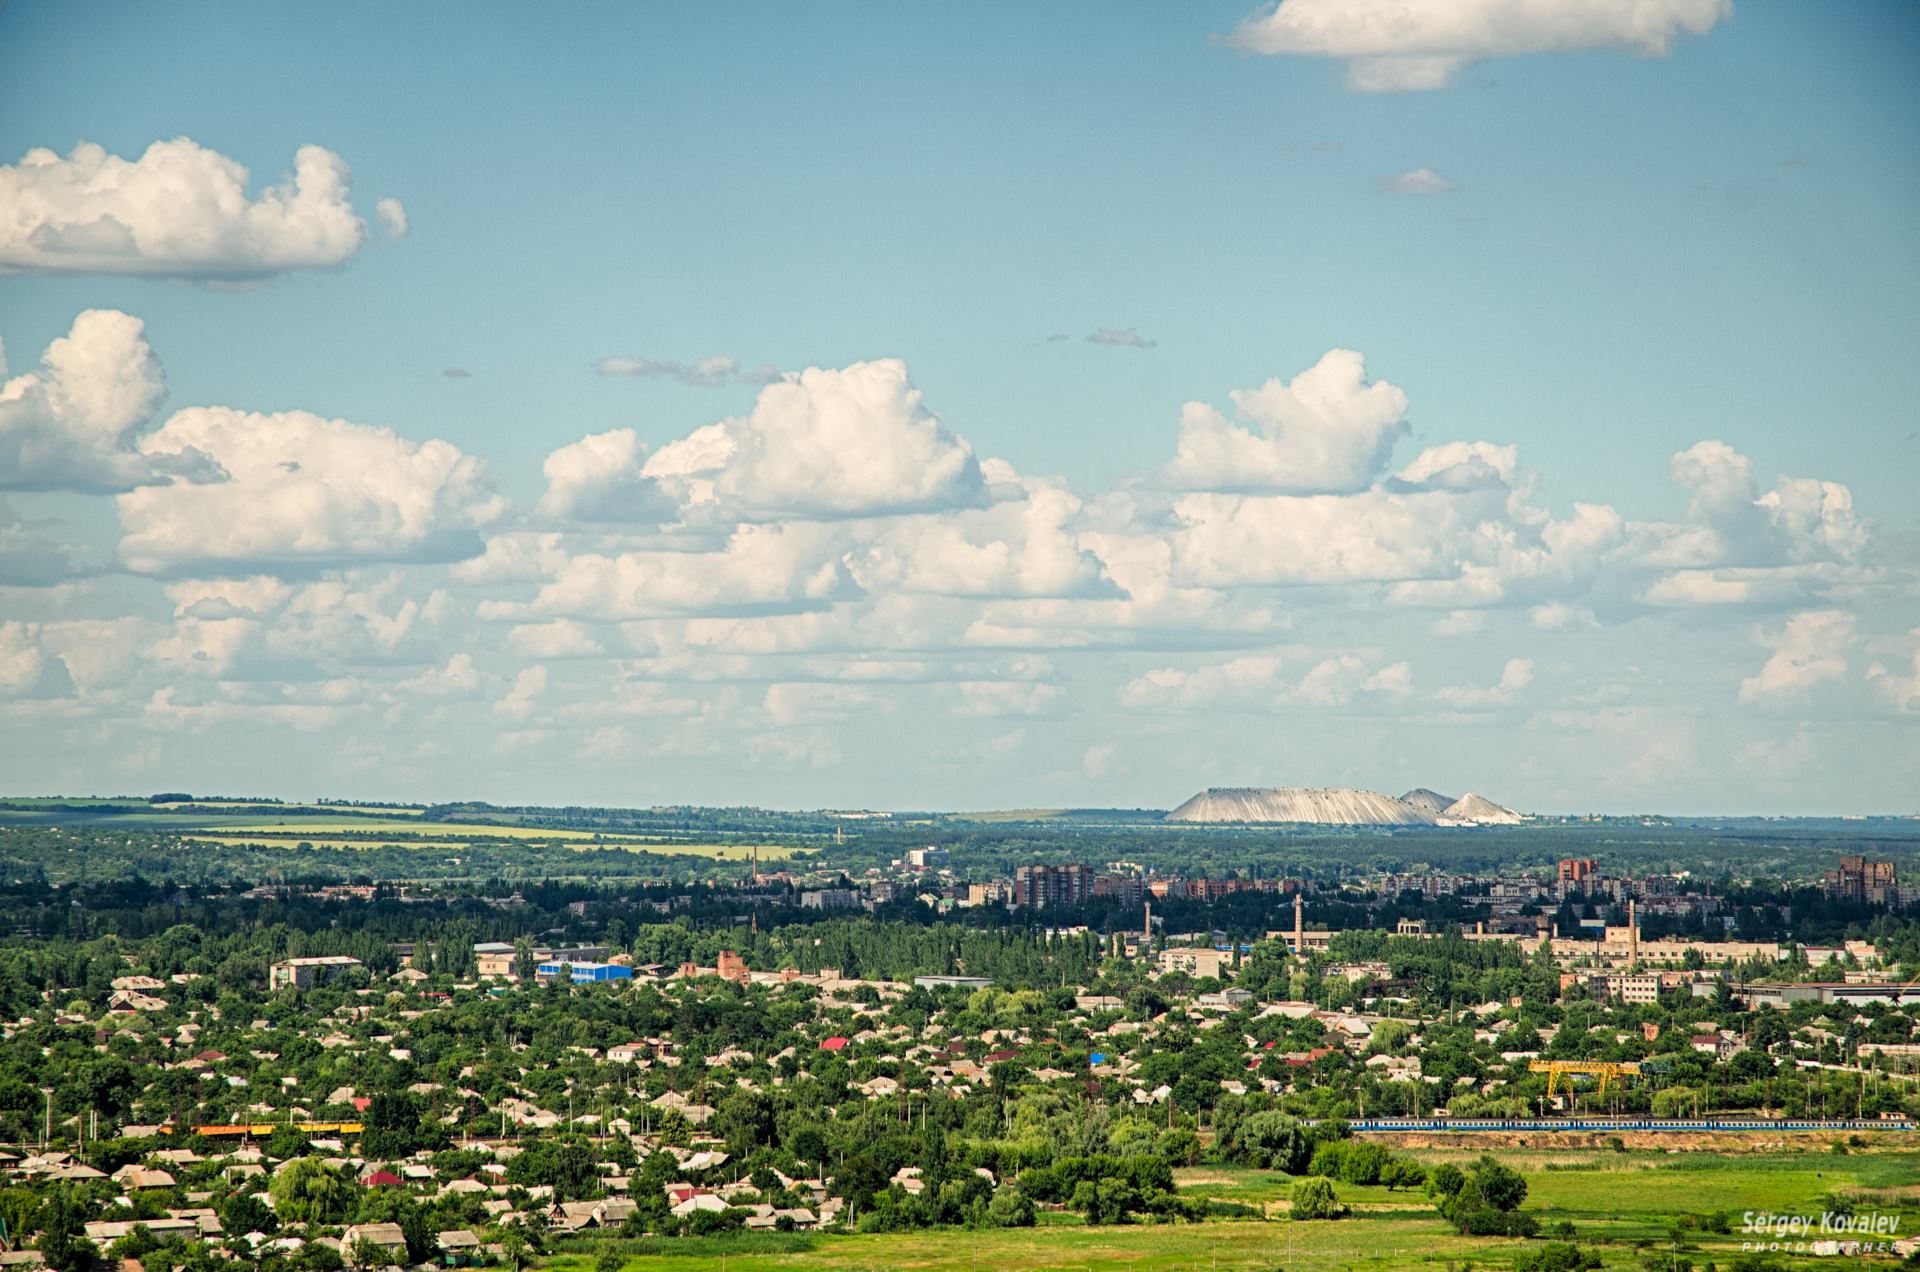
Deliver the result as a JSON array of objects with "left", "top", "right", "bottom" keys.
[{"left": 1, "top": 2, "right": 1916, "bottom": 812}]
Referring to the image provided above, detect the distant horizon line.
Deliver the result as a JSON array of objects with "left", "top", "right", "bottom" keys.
[{"left": 3, "top": 791, "right": 1917, "bottom": 823}]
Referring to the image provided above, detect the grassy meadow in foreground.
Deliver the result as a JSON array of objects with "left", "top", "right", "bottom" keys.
[{"left": 566, "top": 1145, "right": 1920, "bottom": 1272}]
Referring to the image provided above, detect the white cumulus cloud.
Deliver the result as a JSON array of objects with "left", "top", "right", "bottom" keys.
[
  {"left": 544, "top": 358, "right": 986, "bottom": 525},
  {"left": 117, "top": 407, "right": 504, "bottom": 574},
  {"left": 1121, "top": 653, "right": 1290, "bottom": 710},
  {"left": 0, "top": 310, "right": 213, "bottom": 492},
  {"left": 490, "top": 524, "right": 853, "bottom": 621},
  {"left": 1633, "top": 441, "right": 1866, "bottom": 596},
  {"left": 1163, "top": 349, "right": 1411, "bottom": 494},
  {"left": 494, "top": 665, "right": 548, "bottom": 718},
  {"left": 1226, "top": 0, "right": 1730, "bottom": 93},
  {"left": 847, "top": 482, "right": 1118, "bottom": 600},
  {"left": 1286, "top": 654, "right": 1413, "bottom": 706},
  {"left": 536, "top": 428, "right": 679, "bottom": 523},
  {"left": 1378, "top": 168, "right": 1455, "bottom": 194},
  {"left": 0, "top": 139, "right": 399, "bottom": 279},
  {"left": 507, "top": 621, "right": 604, "bottom": 659},
  {"left": 683, "top": 358, "right": 986, "bottom": 521},
  {"left": 1867, "top": 633, "right": 1920, "bottom": 713},
  {"left": 1738, "top": 610, "right": 1854, "bottom": 704},
  {"left": 1434, "top": 657, "right": 1534, "bottom": 708}
]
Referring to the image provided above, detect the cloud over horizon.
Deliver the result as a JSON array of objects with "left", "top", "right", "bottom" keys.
[{"left": 0, "top": 307, "right": 1910, "bottom": 810}]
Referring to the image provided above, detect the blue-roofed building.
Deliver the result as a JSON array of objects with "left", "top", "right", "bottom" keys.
[{"left": 537, "top": 961, "right": 632, "bottom": 984}]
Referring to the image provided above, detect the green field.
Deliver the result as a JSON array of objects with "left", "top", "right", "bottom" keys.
[
  {"left": 557, "top": 1219, "right": 1531, "bottom": 1272},
  {"left": 182, "top": 826, "right": 793, "bottom": 860},
  {"left": 200, "top": 816, "right": 603, "bottom": 837},
  {"left": 561, "top": 1147, "right": 1920, "bottom": 1271},
  {"left": 182, "top": 836, "right": 478, "bottom": 851},
  {"left": 0, "top": 798, "right": 801, "bottom": 862},
  {"left": 154, "top": 801, "right": 428, "bottom": 815}
]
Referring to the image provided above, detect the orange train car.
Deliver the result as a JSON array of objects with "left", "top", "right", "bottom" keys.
[{"left": 190, "top": 1121, "right": 364, "bottom": 1136}]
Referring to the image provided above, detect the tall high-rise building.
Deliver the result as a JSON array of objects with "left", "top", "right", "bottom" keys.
[
  {"left": 1822, "top": 855, "right": 1898, "bottom": 903},
  {"left": 1013, "top": 863, "right": 1093, "bottom": 909},
  {"left": 1558, "top": 858, "right": 1597, "bottom": 887}
]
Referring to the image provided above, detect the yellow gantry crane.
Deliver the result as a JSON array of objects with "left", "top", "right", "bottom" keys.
[{"left": 1529, "top": 1060, "right": 1641, "bottom": 1099}]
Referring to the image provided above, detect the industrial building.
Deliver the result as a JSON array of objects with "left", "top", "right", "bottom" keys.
[
  {"left": 1733, "top": 981, "right": 1920, "bottom": 1010},
  {"left": 537, "top": 961, "right": 633, "bottom": 984}
]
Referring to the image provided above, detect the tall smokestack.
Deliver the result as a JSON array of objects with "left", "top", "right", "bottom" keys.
[
  {"left": 1293, "top": 892, "right": 1304, "bottom": 954},
  {"left": 1628, "top": 898, "right": 1638, "bottom": 965}
]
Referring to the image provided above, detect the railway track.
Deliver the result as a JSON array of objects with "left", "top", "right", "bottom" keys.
[{"left": 1335, "top": 1117, "right": 1915, "bottom": 1132}]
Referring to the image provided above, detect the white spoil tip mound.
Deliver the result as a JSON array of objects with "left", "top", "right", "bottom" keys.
[
  {"left": 1165, "top": 787, "right": 1437, "bottom": 825},
  {"left": 1439, "top": 793, "right": 1525, "bottom": 825},
  {"left": 1398, "top": 788, "right": 1457, "bottom": 814}
]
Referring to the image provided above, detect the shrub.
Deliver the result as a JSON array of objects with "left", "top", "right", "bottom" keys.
[
  {"left": 1289, "top": 1177, "right": 1343, "bottom": 1221},
  {"left": 1465, "top": 1156, "right": 1528, "bottom": 1212},
  {"left": 1235, "top": 1112, "right": 1313, "bottom": 1174},
  {"left": 1158, "top": 1128, "right": 1202, "bottom": 1167},
  {"left": 686, "top": 1209, "right": 744, "bottom": 1237},
  {"left": 985, "top": 1190, "right": 1035, "bottom": 1228},
  {"left": 1307, "top": 1141, "right": 1349, "bottom": 1179},
  {"left": 1430, "top": 1154, "right": 1532, "bottom": 1237},
  {"left": 1338, "top": 1142, "right": 1390, "bottom": 1186},
  {"left": 1452, "top": 1207, "right": 1539, "bottom": 1237},
  {"left": 1513, "top": 1243, "right": 1601, "bottom": 1272},
  {"left": 1380, "top": 1158, "right": 1427, "bottom": 1191}
]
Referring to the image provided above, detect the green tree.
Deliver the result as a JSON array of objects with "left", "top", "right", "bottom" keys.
[
  {"left": 985, "top": 1189, "right": 1035, "bottom": 1228},
  {"left": 1431, "top": 1154, "right": 1534, "bottom": 1237},
  {"left": 713, "top": 1090, "right": 774, "bottom": 1157},
  {"left": 1380, "top": 1157, "right": 1427, "bottom": 1191},
  {"left": 1234, "top": 1111, "right": 1312, "bottom": 1173},
  {"left": 347, "top": 1238, "right": 389, "bottom": 1270},
  {"left": 270, "top": 1158, "right": 350, "bottom": 1225},
  {"left": 1513, "top": 1242, "right": 1601, "bottom": 1272},
  {"left": 35, "top": 1190, "right": 98, "bottom": 1272},
  {"left": 1290, "top": 1176, "right": 1342, "bottom": 1220},
  {"left": 217, "top": 1192, "right": 276, "bottom": 1236}
]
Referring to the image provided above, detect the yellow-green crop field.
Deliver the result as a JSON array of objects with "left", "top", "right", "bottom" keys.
[
  {"left": 182, "top": 836, "right": 476, "bottom": 851},
  {"left": 153, "top": 801, "right": 428, "bottom": 815},
  {"left": 205, "top": 817, "right": 596, "bottom": 837},
  {"left": 182, "top": 827, "right": 792, "bottom": 860}
]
